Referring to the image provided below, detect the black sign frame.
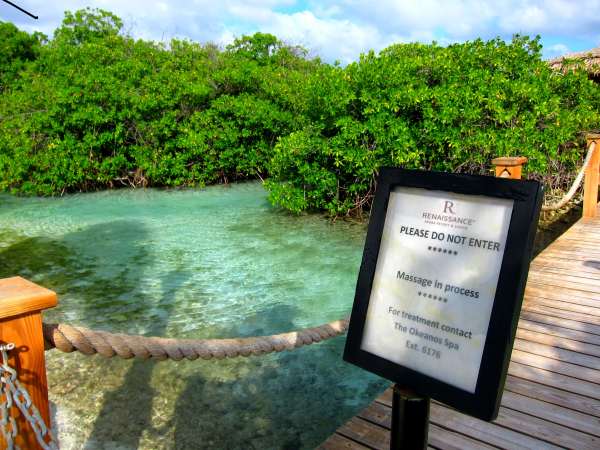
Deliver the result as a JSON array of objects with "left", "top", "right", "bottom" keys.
[{"left": 344, "top": 168, "right": 543, "bottom": 421}]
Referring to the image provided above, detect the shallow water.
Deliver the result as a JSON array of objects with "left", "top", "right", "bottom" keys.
[{"left": 0, "top": 183, "right": 388, "bottom": 449}]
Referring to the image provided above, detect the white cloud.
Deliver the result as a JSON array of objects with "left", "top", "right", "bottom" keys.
[
  {"left": 546, "top": 43, "right": 571, "bottom": 58},
  {"left": 3, "top": 1, "right": 228, "bottom": 44},
  {"left": 225, "top": 7, "right": 398, "bottom": 62},
  {"left": 1, "top": 1, "right": 599, "bottom": 62},
  {"left": 337, "top": 0, "right": 497, "bottom": 39}
]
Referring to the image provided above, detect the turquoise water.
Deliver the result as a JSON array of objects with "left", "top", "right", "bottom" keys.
[{"left": 0, "top": 183, "right": 387, "bottom": 449}]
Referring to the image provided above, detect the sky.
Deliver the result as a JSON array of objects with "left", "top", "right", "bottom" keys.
[{"left": 2, "top": 1, "right": 600, "bottom": 64}]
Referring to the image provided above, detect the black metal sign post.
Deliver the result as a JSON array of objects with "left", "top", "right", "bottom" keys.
[
  {"left": 344, "top": 168, "right": 543, "bottom": 447},
  {"left": 390, "top": 386, "right": 429, "bottom": 450}
]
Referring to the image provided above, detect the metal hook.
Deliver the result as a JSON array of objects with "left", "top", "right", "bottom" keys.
[
  {"left": 0, "top": 344, "right": 18, "bottom": 382},
  {"left": 0, "top": 343, "right": 15, "bottom": 352}
]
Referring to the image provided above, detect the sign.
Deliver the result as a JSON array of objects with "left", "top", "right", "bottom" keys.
[{"left": 344, "top": 168, "right": 543, "bottom": 420}]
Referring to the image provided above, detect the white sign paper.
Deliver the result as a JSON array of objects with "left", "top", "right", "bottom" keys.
[{"left": 360, "top": 187, "right": 513, "bottom": 393}]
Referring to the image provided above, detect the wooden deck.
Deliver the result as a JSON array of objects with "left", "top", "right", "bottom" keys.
[{"left": 320, "top": 205, "right": 600, "bottom": 450}]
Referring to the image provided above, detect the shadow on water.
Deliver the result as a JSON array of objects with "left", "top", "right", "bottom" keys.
[
  {"left": 171, "top": 303, "right": 385, "bottom": 450},
  {"left": 0, "top": 221, "right": 152, "bottom": 329},
  {"left": 0, "top": 215, "right": 387, "bottom": 449},
  {"left": 0, "top": 233, "right": 74, "bottom": 285},
  {"left": 0, "top": 195, "right": 591, "bottom": 449},
  {"left": 0, "top": 220, "right": 181, "bottom": 448},
  {"left": 85, "top": 266, "right": 193, "bottom": 449}
]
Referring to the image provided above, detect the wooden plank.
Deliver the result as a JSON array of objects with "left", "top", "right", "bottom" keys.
[
  {"left": 513, "top": 338, "right": 600, "bottom": 369},
  {"left": 541, "top": 248, "right": 600, "bottom": 258},
  {"left": 552, "top": 237, "right": 600, "bottom": 248},
  {"left": 525, "top": 276, "right": 600, "bottom": 296},
  {"left": 549, "top": 231, "right": 600, "bottom": 241},
  {"left": 532, "top": 256, "right": 600, "bottom": 274},
  {"left": 357, "top": 401, "right": 498, "bottom": 450},
  {"left": 518, "top": 317, "right": 600, "bottom": 346},
  {"left": 541, "top": 242, "right": 600, "bottom": 254},
  {"left": 335, "top": 414, "right": 435, "bottom": 450},
  {"left": 518, "top": 318, "right": 600, "bottom": 346},
  {"left": 376, "top": 390, "right": 562, "bottom": 450},
  {"left": 532, "top": 255, "right": 599, "bottom": 268},
  {"left": 337, "top": 417, "right": 389, "bottom": 450},
  {"left": 577, "top": 226, "right": 600, "bottom": 232},
  {"left": 558, "top": 227, "right": 600, "bottom": 234},
  {"left": 524, "top": 297, "right": 600, "bottom": 317},
  {"left": 541, "top": 243, "right": 600, "bottom": 253},
  {"left": 549, "top": 237, "right": 600, "bottom": 246},
  {"left": 532, "top": 252, "right": 599, "bottom": 264},
  {"left": 495, "top": 406, "right": 600, "bottom": 450},
  {"left": 558, "top": 232, "right": 600, "bottom": 241},
  {"left": 510, "top": 349, "right": 600, "bottom": 382},
  {"left": 501, "top": 390, "right": 600, "bottom": 438},
  {"left": 317, "top": 433, "right": 371, "bottom": 450},
  {"left": 526, "top": 287, "right": 600, "bottom": 306},
  {"left": 525, "top": 285, "right": 600, "bottom": 308},
  {"left": 322, "top": 207, "right": 600, "bottom": 450},
  {"left": 505, "top": 376, "right": 600, "bottom": 418},
  {"left": 526, "top": 277, "right": 600, "bottom": 296},
  {"left": 429, "top": 403, "right": 562, "bottom": 450},
  {"left": 549, "top": 226, "right": 599, "bottom": 235},
  {"left": 540, "top": 250, "right": 600, "bottom": 262},
  {"left": 547, "top": 244, "right": 600, "bottom": 255},
  {"left": 528, "top": 266, "right": 600, "bottom": 283},
  {"left": 557, "top": 223, "right": 600, "bottom": 231},
  {"left": 522, "top": 304, "right": 600, "bottom": 329},
  {"left": 520, "top": 310, "right": 600, "bottom": 336},
  {"left": 553, "top": 230, "right": 600, "bottom": 239},
  {"left": 429, "top": 424, "right": 498, "bottom": 450},
  {"left": 508, "top": 361, "right": 600, "bottom": 400},
  {"left": 528, "top": 269, "right": 600, "bottom": 288},
  {"left": 376, "top": 387, "right": 600, "bottom": 449},
  {"left": 515, "top": 328, "right": 600, "bottom": 358},
  {"left": 557, "top": 228, "right": 600, "bottom": 236},
  {"left": 357, "top": 401, "right": 391, "bottom": 428},
  {"left": 0, "top": 276, "right": 57, "bottom": 319},
  {"left": 555, "top": 230, "right": 600, "bottom": 240}
]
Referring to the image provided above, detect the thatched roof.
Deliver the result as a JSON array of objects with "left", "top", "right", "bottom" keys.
[{"left": 548, "top": 47, "right": 600, "bottom": 75}]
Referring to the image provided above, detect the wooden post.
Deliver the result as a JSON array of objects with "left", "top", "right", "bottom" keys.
[
  {"left": 0, "top": 276, "right": 57, "bottom": 449},
  {"left": 583, "top": 134, "right": 600, "bottom": 218},
  {"left": 491, "top": 156, "right": 528, "bottom": 180}
]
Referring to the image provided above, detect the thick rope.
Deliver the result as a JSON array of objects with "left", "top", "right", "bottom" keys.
[
  {"left": 39, "top": 144, "right": 597, "bottom": 360},
  {"left": 542, "top": 141, "right": 596, "bottom": 211},
  {"left": 42, "top": 318, "right": 349, "bottom": 360}
]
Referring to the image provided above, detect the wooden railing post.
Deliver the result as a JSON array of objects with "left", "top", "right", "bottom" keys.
[
  {"left": 491, "top": 156, "right": 528, "bottom": 180},
  {"left": 0, "top": 276, "right": 57, "bottom": 449},
  {"left": 583, "top": 133, "right": 600, "bottom": 218}
]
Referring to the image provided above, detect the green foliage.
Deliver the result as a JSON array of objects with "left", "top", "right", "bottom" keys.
[
  {"left": 53, "top": 8, "right": 123, "bottom": 45},
  {"left": 0, "top": 21, "right": 44, "bottom": 92},
  {"left": 1, "top": 10, "right": 599, "bottom": 216},
  {"left": 0, "top": 10, "right": 314, "bottom": 194},
  {"left": 267, "top": 36, "right": 600, "bottom": 215}
]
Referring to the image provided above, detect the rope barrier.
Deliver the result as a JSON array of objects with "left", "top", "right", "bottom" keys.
[
  {"left": 42, "top": 318, "right": 349, "bottom": 360},
  {"left": 542, "top": 141, "right": 596, "bottom": 211},
  {"left": 35, "top": 141, "right": 599, "bottom": 362}
]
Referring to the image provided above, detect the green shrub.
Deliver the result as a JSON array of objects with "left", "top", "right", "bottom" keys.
[
  {"left": 0, "top": 21, "right": 44, "bottom": 92},
  {"left": 0, "top": 9, "right": 317, "bottom": 193},
  {"left": 267, "top": 37, "right": 600, "bottom": 215},
  {"left": 1, "top": 10, "right": 599, "bottom": 217}
]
